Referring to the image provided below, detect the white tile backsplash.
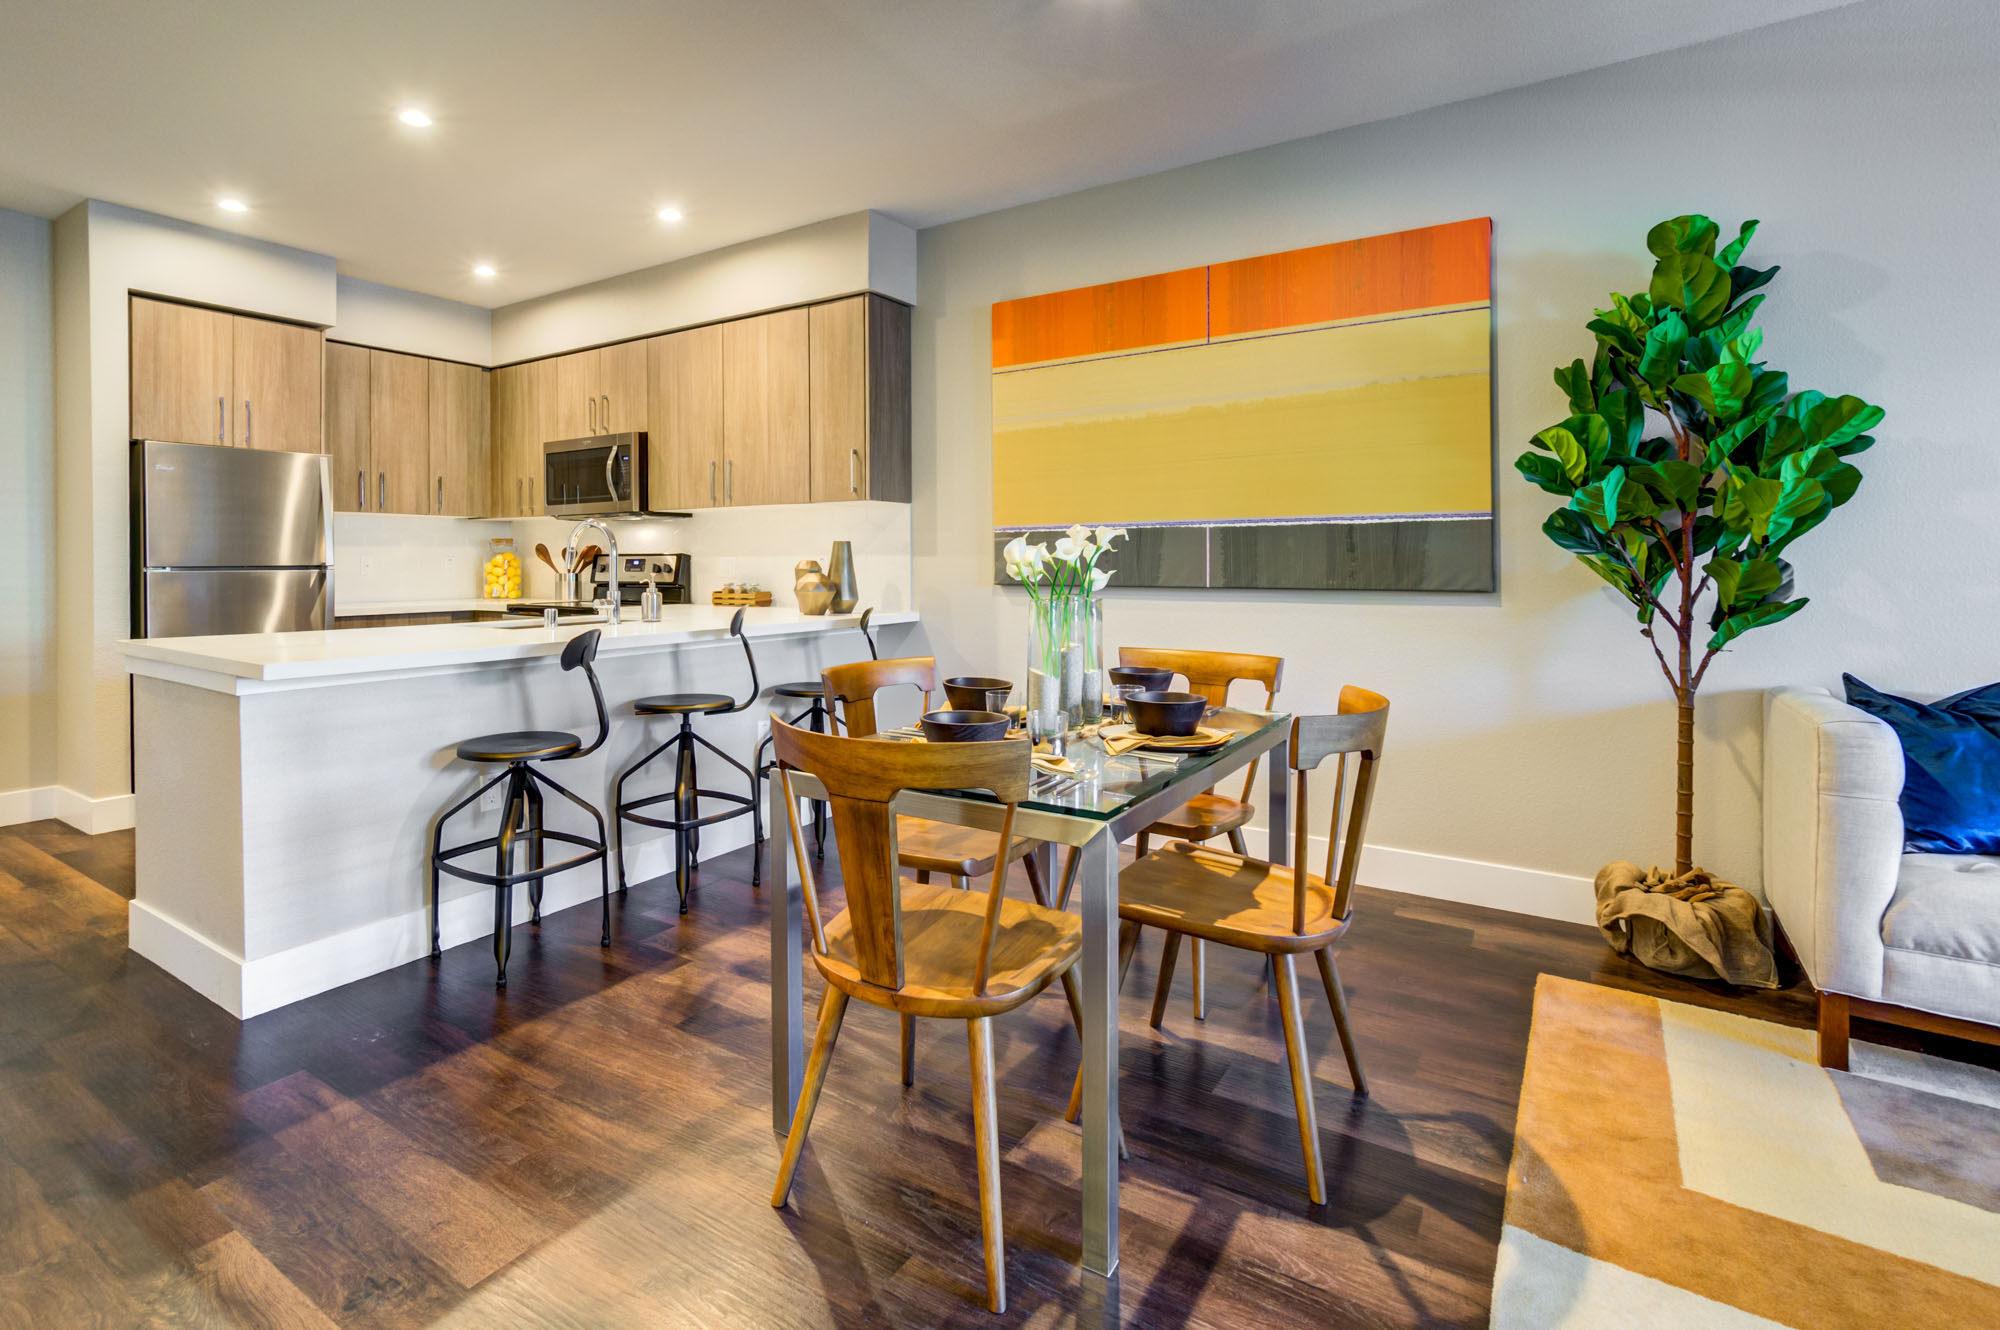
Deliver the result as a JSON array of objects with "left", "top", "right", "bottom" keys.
[{"left": 333, "top": 503, "right": 913, "bottom": 613}]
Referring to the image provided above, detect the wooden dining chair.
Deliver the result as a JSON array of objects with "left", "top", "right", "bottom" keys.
[
  {"left": 1068, "top": 686, "right": 1386, "bottom": 1204},
  {"left": 768, "top": 720, "right": 1081, "bottom": 1314},
  {"left": 1118, "top": 646, "right": 1284, "bottom": 1025},
  {"left": 820, "top": 656, "right": 1069, "bottom": 1083}
]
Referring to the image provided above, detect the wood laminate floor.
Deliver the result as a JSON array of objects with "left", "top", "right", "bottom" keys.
[{"left": 1, "top": 817, "right": 1988, "bottom": 1328}]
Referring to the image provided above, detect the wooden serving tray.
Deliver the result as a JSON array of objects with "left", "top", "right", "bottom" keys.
[{"left": 712, "top": 590, "right": 774, "bottom": 606}]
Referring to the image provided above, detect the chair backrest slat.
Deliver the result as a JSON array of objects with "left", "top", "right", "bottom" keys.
[
  {"left": 1119, "top": 646, "right": 1283, "bottom": 804},
  {"left": 821, "top": 656, "right": 936, "bottom": 738},
  {"left": 770, "top": 719, "right": 1030, "bottom": 996},
  {"left": 1286, "top": 686, "right": 1389, "bottom": 927}
]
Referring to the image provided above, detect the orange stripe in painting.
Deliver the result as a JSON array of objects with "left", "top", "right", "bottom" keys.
[
  {"left": 1209, "top": 218, "right": 1490, "bottom": 337},
  {"left": 991, "top": 266, "right": 1207, "bottom": 369}
]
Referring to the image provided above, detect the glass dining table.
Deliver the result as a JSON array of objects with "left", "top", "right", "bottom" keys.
[{"left": 764, "top": 705, "right": 1295, "bottom": 1279}]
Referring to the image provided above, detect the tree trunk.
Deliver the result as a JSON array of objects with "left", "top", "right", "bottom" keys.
[{"left": 1675, "top": 697, "right": 1694, "bottom": 877}]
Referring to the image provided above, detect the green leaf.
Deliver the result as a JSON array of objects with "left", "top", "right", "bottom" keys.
[
  {"left": 1536, "top": 425, "right": 1590, "bottom": 485},
  {"left": 1741, "top": 368, "right": 1790, "bottom": 420},
  {"left": 1708, "top": 597, "right": 1808, "bottom": 650},
  {"left": 1706, "top": 400, "right": 1784, "bottom": 468},
  {"left": 1587, "top": 317, "right": 1642, "bottom": 358},
  {"left": 1598, "top": 389, "right": 1648, "bottom": 455},
  {"left": 1730, "top": 264, "right": 1780, "bottom": 305},
  {"left": 1708, "top": 555, "right": 1784, "bottom": 610},
  {"left": 1651, "top": 252, "right": 1732, "bottom": 327},
  {"left": 1718, "top": 219, "right": 1760, "bottom": 267},
  {"left": 1629, "top": 459, "right": 1704, "bottom": 509},
  {"left": 1673, "top": 360, "right": 1754, "bottom": 420},
  {"left": 1716, "top": 294, "right": 1765, "bottom": 342},
  {"left": 1637, "top": 310, "right": 1689, "bottom": 388},
  {"left": 1801, "top": 394, "right": 1885, "bottom": 449},
  {"left": 1543, "top": 508, "right": 1609, "bottom": 556},
  {"left": 1821, "top": 461, "right": 1863, "bottom": 506},
  {"left": 1514, "top": 451, "right": 1573, "bottom": 496},
  {"left": 1572, "top": 467, "right": 1626, "bottom": 533},
  {"left": 1722, "top": 469, "right": 1782, "bottom": 540},
  {"left": 1706, "top": 555, "right": 1743, "bottom": 608},
  {"left": 1554, "top": 359, "right": 1595, "bottom": 414},
  {"left": 1647, "top": 215, "right": 1720, "bottom": 259}
]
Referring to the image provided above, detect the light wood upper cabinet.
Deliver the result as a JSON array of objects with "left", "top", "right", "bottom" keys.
[
  {"left": 428, "top": 360, "right": 488, "bottom": 516},
  {"left": 489, "top": 359, "right": 551, "bottom": 517},
  {"left": 809, "top": 294, "right": 911, "bottom": 503},
  {"left": 721, "top": 308, "right": 810, "bottom": 506},
  {"left": 598, "top": 341, "right": 648, "bottom": 434},
  {"left": 646, "top": 325, "right": 724, "bottom": 510},
  {"left": 550, "top": 350, "right": 595, "bottom": 439},
  {"left": 324, "top": 343, "right": 373, "bottom": 513},
  {"left": 233, "top": 316, "right": 324, "bottom": 451},
  {"left": 131, "top": 297, "right": 235, "bottom": 446},
  {"left": 369, "top": 350, "right": 431, "bottom": 515}
]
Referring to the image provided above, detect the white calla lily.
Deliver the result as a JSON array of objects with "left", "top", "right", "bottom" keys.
[
  {"left": 1051, "top": 536, "right": 1081, "bottom": 562},
  {"left": 1093, "top": 526, "right": 1127, "bottom": 549},
  {"left": 1065, "top": 523, "right": 1091, "bottom": 544},
  {"left": 1090, "top": 567, "right": 1112, "bottom": 591}
]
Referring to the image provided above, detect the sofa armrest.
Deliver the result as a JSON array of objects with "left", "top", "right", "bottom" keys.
[{"left": 1762, "top": 686, "right": 1906, "bottom": 999}]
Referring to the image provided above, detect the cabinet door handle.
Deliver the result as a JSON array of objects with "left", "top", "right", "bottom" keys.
[
  {"left": 709, "top": 459, "right": 716, "bottom": 504},
  {"left": 245, "top": 399, "right": 252, "bottom": 445},
  {"left": 601, "top": 394, "right": 610, "bottom": 431},
  {"left": 850, "top": 447, "right": 858, "bottom": 496},
  {"left": 588, "top": 394, "right": 597, "bottom": 434},
  {"left": 437, "top": 475, "right": 444, "bottom": 513},
  {"left": 515, "top": 476, "right": 522, "bottom": 515},
  {"left": 726, "top": 459, "right": 733, "bottom": 503},
  {"left": 218, "top": 396, "right": 225, "bottom": 443},
  {"left": 527, "top": 478, "right": 534, "bottom": 511},
  {"left": 378, "top": 471, "right": 386, "bottom": 511},
  {"left": 357, "top": 470, "right": 365, "bottom": 509}
]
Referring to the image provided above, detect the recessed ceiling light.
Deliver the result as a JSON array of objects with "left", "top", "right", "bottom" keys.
[
  {"left": 216, "top": 196, "right": 248, "bottom": 213},
  {"left": 473, "top": 264, "right": 496, "bottom": 279},
  {"left": 656, "top": 206, "right": 683, "bottom": 223},
  {"left": 398, "top": 107, "right": 433, "bottom": 128}
]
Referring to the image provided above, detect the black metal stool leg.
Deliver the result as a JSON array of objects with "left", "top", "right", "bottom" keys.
[
  {"left": 493, "top": 770, "right": 524, "bottom": 988},
  {"left": 753, "top": 728, "right": 775, "bottom": 888},
  {"left": 523, "top": 773, "right": 545, "bottom": 923},
  {"left": 674, "top": 719, "right": 696, "bottom": 912},
  {"left": 808, "top": 698, "right": 828, "bottom": 861}
]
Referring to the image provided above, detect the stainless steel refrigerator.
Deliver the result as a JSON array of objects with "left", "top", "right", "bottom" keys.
[{"left": 130, "top": 440, "right": 334, "bottom": 637}]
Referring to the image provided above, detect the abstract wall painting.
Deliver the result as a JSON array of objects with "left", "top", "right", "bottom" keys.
[{"left": 990, "top": 217, "right": 1494, "bottom": 591}]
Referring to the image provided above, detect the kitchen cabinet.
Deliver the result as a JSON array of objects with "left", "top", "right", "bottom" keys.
[
  {"left": 550, "top": 343, "right": 648, "bottom": 439},
  {"left": 646, "top": 324, "right": 724, "bottom": 510},
  {"left": 488, "top": 358, "right": 551, "bottom": 517},
  {"left": 428, "top": 360, "right": 489, "bottom": 516},
  {"left": 233, "top": 315, "right": 324, "bottom": 452},
  {"left": 808, "top": 294, "right": 911, "bottom": 503},
  {"left": 131, "top": 296, "right": 324, "bottom": 451},
  {"left": 721, "top": 308, "right": 809, "bottom": 506},
  {"left": 368, "top": 350, "right": 431, "bottom": 514},
  {"left": 325, "top": 343, "right": 373, "bottom": 513}
]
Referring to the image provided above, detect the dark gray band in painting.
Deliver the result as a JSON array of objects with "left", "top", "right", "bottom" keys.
[{"left": 992, "top": 518, "right": 1494, "bottom": 592}]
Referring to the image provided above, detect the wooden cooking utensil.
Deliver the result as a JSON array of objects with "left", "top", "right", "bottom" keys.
[
  {"left": 534, "top": 543, "right": 560, "bottom": 574},
  {"left": 574, "top": 545, "right": 602, "bottom": 574}
]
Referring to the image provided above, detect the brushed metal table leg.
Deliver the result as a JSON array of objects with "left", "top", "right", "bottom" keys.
[
  {"left": 1077, "top": 826, "right": 1120, "bottom": 1277},
  {"left": 1267, "top": 726, "right": 1291, "bottom": 867}
]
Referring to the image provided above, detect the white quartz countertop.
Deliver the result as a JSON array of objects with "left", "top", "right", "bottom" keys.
[
  {"left": 121, "top": 608, "right": 913, "bottom": 686},
  {"left": 332, "top": 597, "right": 518, "bottom": 617}
]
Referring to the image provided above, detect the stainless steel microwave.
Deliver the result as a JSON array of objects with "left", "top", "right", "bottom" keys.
[{"left": 542, "top": 432, "right": 687, "bottom": 519}]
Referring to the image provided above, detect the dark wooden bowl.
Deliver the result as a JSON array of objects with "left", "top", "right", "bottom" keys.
[
  {"left": 942, "top": 676, "right": 1013, "bottom": 711},
  {"left": 1109, "top": 666, "right": 1173, "bottom": 693},
  {"left": 1124, "top": 690, "right": 1206, "bottom": 738},
  {"left": 920, "top": 709, "right": 1013, "bottom": 743}
]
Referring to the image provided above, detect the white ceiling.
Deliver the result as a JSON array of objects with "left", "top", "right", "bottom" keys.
[{"left": 0, "top": 0, "right": 1856, "bottom": 308}]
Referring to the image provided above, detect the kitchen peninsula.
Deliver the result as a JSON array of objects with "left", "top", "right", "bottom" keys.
[{"left": 119, "top": 608, "right": 912, "bottom": 1017}]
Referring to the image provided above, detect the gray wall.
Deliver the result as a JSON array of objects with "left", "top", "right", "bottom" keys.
[
  {"left": 0, "top": 208, "right": 54, "bottom": 815},
  {"left": 910, "top": 0, "right": 1999, "bottom": 904}
]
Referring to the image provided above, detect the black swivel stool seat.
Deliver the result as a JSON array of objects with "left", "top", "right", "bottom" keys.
[
  {"left": 430, "top": 629, "right": 612, "bottom": 987},
  {"left": 752, "top": 608, "right": 877, "bottom": 883},
  {"left": 613, "top": 608, "right": 763, "bottom": 911}
]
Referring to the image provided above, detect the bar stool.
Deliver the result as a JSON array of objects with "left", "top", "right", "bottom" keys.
[
  {"left": 751, "top": 607, "right": 877, "bottom": 885},
  {"left": 430, "top": 629, "right": 611, "bottom": 988},
  {"left": 612, "top": 608, "right": 762, "bottom": 912}
]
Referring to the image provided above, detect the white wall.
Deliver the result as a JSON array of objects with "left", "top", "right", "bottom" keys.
[
  {"left": 490, "top": 210, "right": 917, "bottom": 364},
  {"left": 328, "top": 274, "right": 491, "bottom": 365},
  {"left": 0, "top": 209, "right": 55, "bottom": 823},
  {"left": 911, "top": 0, "right": 2000, "bottom": 913}
]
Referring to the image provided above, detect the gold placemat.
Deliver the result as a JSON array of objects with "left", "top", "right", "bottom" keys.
[{"left": 1096, "top": 723, "right": 1231, "bottom": 754}]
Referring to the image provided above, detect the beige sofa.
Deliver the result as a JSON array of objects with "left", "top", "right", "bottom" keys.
[{"left": 1762, "top": 686, "right": 2000, "bottom": 1067}]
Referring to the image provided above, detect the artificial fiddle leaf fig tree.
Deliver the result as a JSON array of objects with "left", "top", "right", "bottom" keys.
[{"left": 1517, "top": 216, "right": 1883, "bottom": 877}]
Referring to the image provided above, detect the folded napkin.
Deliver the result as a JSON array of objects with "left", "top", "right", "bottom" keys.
[
  {"left": 1097, "top": 724, "right": 1230, "bottom": 755},
  {"left": 1032, "top": 753, "right": 1077, "bottom": 774}
]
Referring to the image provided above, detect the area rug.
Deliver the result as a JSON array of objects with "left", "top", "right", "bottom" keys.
[{"left": 1493, "top": 975, "right": 2000, "bottom": 1328}]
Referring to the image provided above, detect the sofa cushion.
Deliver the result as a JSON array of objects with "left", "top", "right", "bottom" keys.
[
  {"left": 1843, "top": 674, "right": 2000, "bottom": 854},
  {"left": 1882, "top": 854, "right": 2000, "bottom": 965}
]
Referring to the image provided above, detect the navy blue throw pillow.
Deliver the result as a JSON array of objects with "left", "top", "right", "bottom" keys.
[{"left": 1843, "top": 675, "right": 2000, "bottom": 855}]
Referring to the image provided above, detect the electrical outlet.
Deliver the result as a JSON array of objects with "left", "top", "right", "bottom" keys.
[{"left": 480, "top": 785, "right": 503, "bottom": 812}]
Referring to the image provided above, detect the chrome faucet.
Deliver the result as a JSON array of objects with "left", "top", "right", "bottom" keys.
[{"left": 565, "top": 518, "right": 620, "bottom": 625}]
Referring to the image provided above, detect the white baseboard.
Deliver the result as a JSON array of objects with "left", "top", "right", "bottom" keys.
[
  {"left": 129, "top": 818, "right": 756, "bottom": 1020},
  {"left": 1244, "top": 825, "right": 1597, "bottom": 927},
  {"left": 53, "top": 787, "right": 136, "bottom": 835},
  {"left": 0, "top": 786, "right": 57, "bottom": 827}
]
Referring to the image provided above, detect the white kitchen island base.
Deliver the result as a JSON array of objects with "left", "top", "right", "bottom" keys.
[{"left": 122, "top": 609, "right": 912, "bottom": 1017}]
